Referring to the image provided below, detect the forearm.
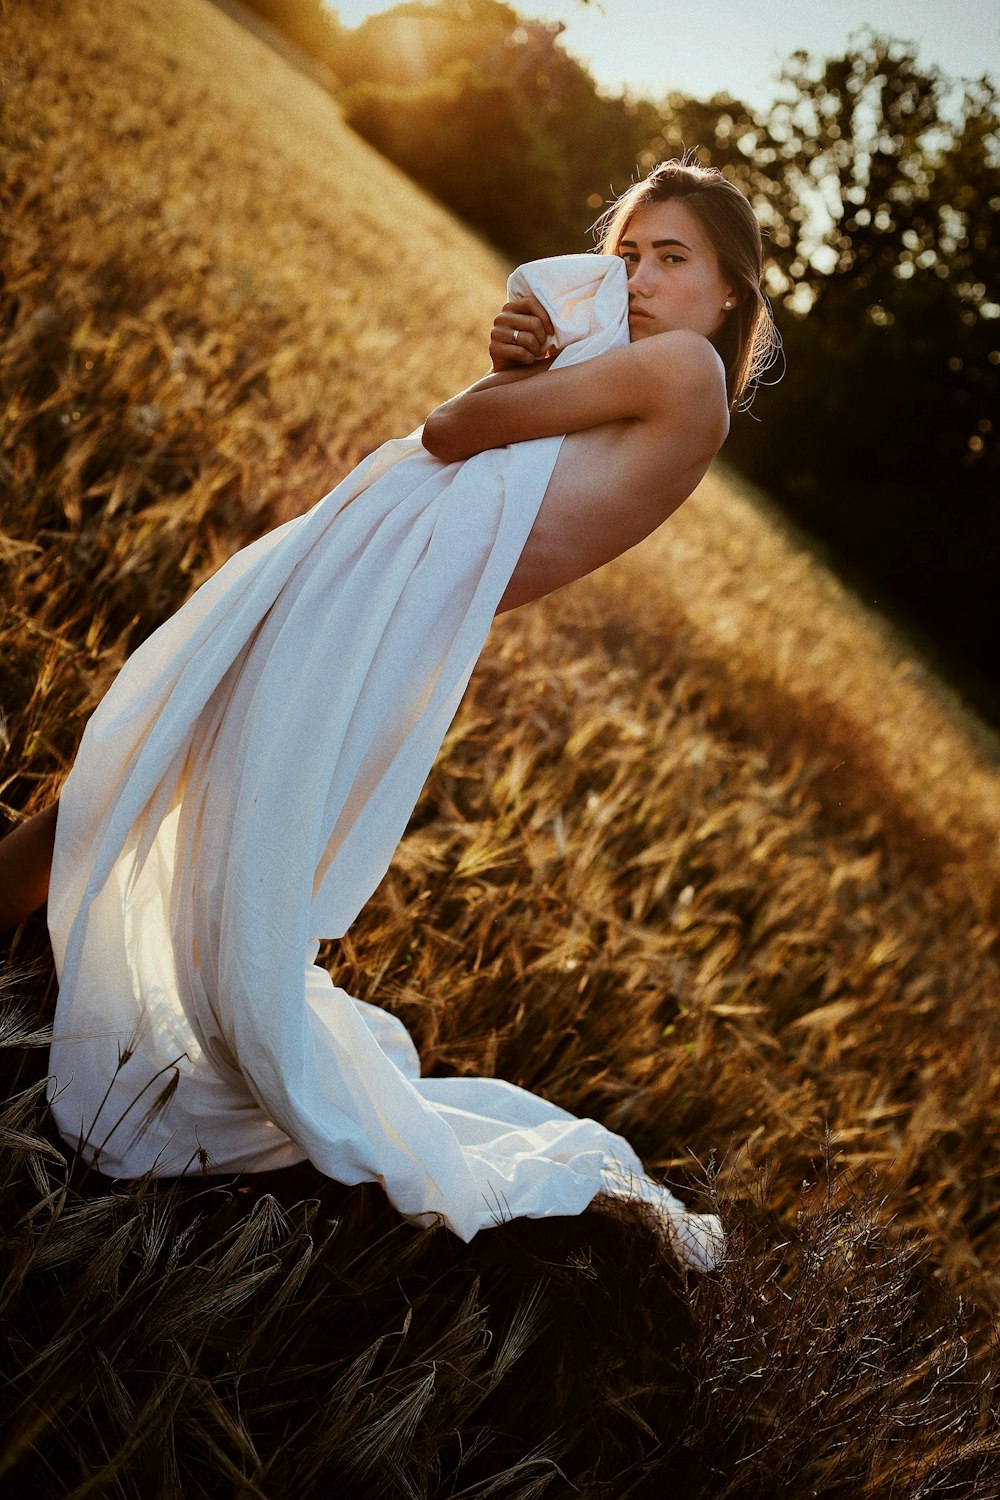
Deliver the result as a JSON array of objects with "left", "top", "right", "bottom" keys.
[
  {"left": 422, "top": 335, "right": 684, "bottom": 464},
  {"left": 421, "top": 362, "right": 557, "bottom": 461},
  {"left": 448, "top": 362, "right": 552, "bottom": 399}
]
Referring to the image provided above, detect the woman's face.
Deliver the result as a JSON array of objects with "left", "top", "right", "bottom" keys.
[{"left": 617, "top": 199, "right": 735, "bottom": 343}]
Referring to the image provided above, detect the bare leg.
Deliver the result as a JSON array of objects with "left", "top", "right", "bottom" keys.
[{"left": 0, "top": 802, "right": 59, "bottom": 931}]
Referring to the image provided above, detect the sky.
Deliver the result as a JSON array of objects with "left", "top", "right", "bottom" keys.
[{"left": 330, "top": 0, "right": 1000, "bottom": 111}]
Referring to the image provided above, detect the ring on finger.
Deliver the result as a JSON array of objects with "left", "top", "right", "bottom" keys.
[{"left": 512, "top": 329, "right": 521, "bottom": 343}]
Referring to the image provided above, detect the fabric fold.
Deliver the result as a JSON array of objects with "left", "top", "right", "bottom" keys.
[{"left": 47, "top": 252, "right": 721, "bottom": 1268}]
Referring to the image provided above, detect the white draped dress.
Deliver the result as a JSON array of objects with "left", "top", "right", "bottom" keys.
[{"left": 47, "top": 254, "right": 721, "bottom": 1269}]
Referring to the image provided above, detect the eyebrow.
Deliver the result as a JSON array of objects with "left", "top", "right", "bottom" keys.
[{"left": 619, "top": 237, "right": 692, "bottom": 251}]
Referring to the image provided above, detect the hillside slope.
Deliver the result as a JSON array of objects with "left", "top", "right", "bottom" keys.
[
  {"left": 3, "top": 2, "right": 1000, "bottom": 1493},
  {"left": 615, "top": 465, "right": 1000, "bottom": 885}
]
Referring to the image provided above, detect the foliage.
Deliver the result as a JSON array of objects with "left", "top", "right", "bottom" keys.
[
  {"left": 333, "top": 0, "right": 522, "bottom": 87},
  {"left": 3, "top": 0, "right": 1000, "bottom": 1492},
  {"left": 239, "top": 0, "right": 346, "bottom": 67},
  {"left": 338, "top": 0, "right": 651, "bottom": 258},
  {"left": 721, "top": 37, "right": 1000, "bottom": 711}
]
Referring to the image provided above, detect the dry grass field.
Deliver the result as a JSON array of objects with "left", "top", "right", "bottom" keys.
[{"left": 3, "top": 0, "right": 1000, "bottom": 1493}]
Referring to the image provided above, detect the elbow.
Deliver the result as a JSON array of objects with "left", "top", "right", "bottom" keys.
[{"left": 421, "top": 409, "right": 466, "bottom": 464}]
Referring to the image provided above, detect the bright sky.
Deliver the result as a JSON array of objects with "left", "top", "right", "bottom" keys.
[{"left": 331, "top": 0, "right": 1000, "bottom": 110}]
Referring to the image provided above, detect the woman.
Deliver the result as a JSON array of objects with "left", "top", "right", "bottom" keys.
[
  {"left": 434, "top": 160, "right": 772, "bottom": 609},
  {"left": 0, "top": 161, "right": 775, "bottom": 1263}
]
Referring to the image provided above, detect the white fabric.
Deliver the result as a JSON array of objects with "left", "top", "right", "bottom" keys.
[
  {"left": 507, "top": 253, "right": 630, "bottom": 362},
  {"left": 47, "top": 253, "right": 721, "bottom": 1270}
]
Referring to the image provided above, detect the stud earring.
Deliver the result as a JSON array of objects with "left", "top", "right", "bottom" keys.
[{"left": 723, "top": 299, "right": 734, "bottom": 310}]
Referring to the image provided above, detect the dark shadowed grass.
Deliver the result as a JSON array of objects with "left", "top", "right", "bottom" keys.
[{"left": 3, "top": 987, "right": 1000, "bottom": 1498}]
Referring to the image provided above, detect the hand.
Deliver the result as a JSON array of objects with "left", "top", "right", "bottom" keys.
[{"left": 489, "top": 294, "right": 556, "bottom": 372}]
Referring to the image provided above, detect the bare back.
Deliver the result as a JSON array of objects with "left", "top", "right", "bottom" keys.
[
  {"left": 496, "top": 409, "right": 719, "bottom": 613},
  {"left": 423, "top": 326, "right": 731, "bottom": 613}
]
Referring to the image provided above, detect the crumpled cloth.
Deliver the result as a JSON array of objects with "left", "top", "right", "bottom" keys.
[{"left": 47, "top": 253, "right": 722, "bottom": 1270}]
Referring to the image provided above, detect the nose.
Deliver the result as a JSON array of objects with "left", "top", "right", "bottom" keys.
[{"left": 627, "top": 256, "right": 654, "bottom": 294}]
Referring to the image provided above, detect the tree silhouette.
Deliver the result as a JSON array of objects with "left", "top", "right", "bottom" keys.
[{"left": 723, "top": 36, "right": 999, "bottom": 707}]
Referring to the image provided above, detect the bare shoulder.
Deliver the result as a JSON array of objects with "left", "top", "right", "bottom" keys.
[
  {"left": 637, "top": 327, "right": 725, "bottom": 376},
  {"left": 635, "top": 330, "right": 729, "bottom": 434}
]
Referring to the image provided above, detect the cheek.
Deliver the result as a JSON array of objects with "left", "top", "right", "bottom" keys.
[
  {"left": 695, "top": 267, "right": 724, "bottom": 298},
  {"left": 694, "top": 274, "right": 727, "bottom": 318}
]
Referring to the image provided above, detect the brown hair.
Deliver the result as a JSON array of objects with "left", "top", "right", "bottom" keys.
[{"left": 594, "top": 158, "right": 780, "bottom": 409}]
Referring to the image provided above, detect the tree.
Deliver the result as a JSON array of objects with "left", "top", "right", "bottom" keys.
[
  {"left": 338, "top": 2, "right": 650, "bottom": 258},
  {"left": 240, "top": 0, "right": 345, "bottom": 67},
  {"left": 333, "top": 0, "right": 520, "bottom": 88},
  {"left": 719, "top": 35, "right": 1000, "bottom": 703}
]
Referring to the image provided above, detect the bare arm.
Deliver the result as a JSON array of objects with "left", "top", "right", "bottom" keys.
[
  {"left": 422, "top": 330, "right": 728, "bottom": 464},
  {"left": 0, "top": 801, "right": 58, "bottom": 930}
]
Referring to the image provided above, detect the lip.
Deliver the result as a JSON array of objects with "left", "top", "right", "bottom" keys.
[{"left": 627, "top": 307, "right": 653, "bottom": 321}]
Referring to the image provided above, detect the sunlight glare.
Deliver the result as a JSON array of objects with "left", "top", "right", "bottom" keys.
[{"left": 334, "top": 0, "right": 400, "bottom": 25}]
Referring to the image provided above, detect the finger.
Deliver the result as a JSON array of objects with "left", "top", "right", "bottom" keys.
[
  {"left": 489, "top": 331, "right": 536, "bottom": 368},
  {"left": 495, "top": 314, "right": 546, "bottom": 358},
  {"left": 503, "top": 311, "right": 553, "bottom": 350},
  {"left": 503, "top": 295, "right": 555, "bottom": 340}
]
